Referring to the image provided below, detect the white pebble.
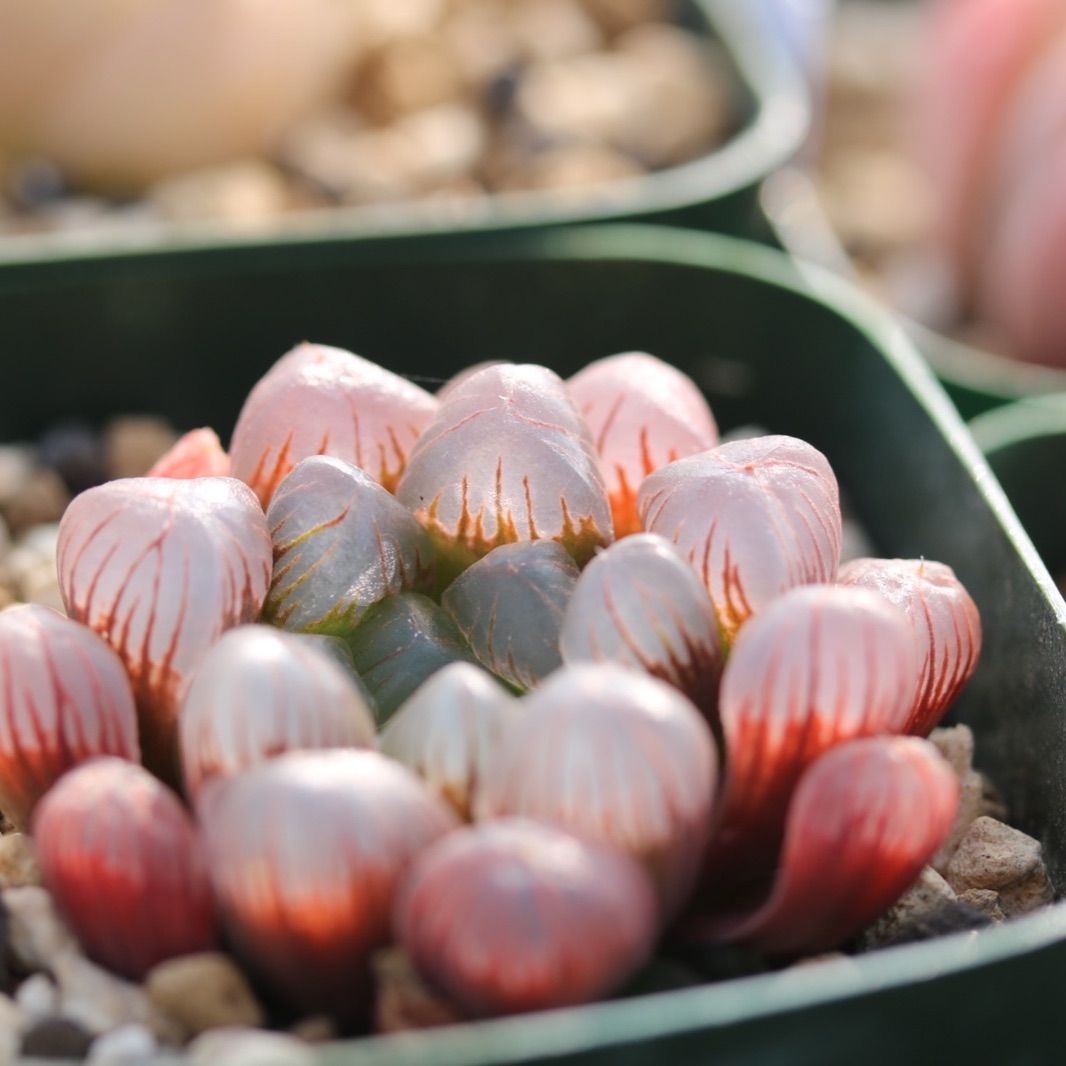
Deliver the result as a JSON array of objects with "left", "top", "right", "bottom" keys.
[
  {"left": 15, "top": 973, "right": 58, "bottom": 1020},
  {"left": 87, "top": 1023, "right": 158, "bottom": 1064}
]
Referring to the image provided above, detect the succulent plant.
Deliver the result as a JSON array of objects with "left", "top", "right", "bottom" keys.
[
  {"left": 694, "top": 737, "right": 960, "bottom": 955},
  {"left": 0, "top": 605, "right": 140, "bottom": 828},
  {"left": 179, "top": 625, "right": 377, "bottom": 805},
  {"left": 147, "top": 428, "right": 230, "bottom": 479},
  {"left": 703, "top": 585, "right": 919, "bottom": 883},
  {"left": 838, "top": 558, "right": 982, "bottom": 736},
  {"left": 201, "top": 750, "right": 458, "bottom": 1019},
  {"left": 395, "top": 819, "right": 658, "bottom": 1016},
  {"left": 230, "top": 344, "right": 438, "bottom": 506},
  {"left": 638, "top": 435, "right": 842, "bottom": 644},
  {"left": 34, "top": 758, "right": 217, "bottom": 979},
  {"left": 441, "top": 540, "right": 579, "bottom": 691},
  {"left": 380, "top": 662, "right": 518, "bottom": 819},
  {"left": 476, "top": 663, "right": 717, "bottom": 918},
  {"left": 347, "top": 593, "right": 477, "bottom": 724},
  {"left": 56, "top": 476, "right": 272, "bottom": 783},
  {"left": 559, "top": 533, "right": 721, "bottom": 715},
  {"left": 568, "top": 352, "right": 718, "bottom": 536},
  {"left": 915, "top": 0, "right": 1066, "bottom": 292},
  {"left": 396, "top": 364, "right": 613, "bottom": 582},
  {"left": 263, "top": 456, "right": 435, "bottom": 636}
]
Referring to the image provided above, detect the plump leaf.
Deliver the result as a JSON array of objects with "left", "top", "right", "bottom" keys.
[
  {"left": 638, "top": 435, "right": 842, "bottom": 643},
  {"left": 569, "top": 352, "right": 718, "bottom": 536},
  {"left": 560, "top": 533, "right": 721, "bottom": 714},
  {"left": 347, "top": 593, "right": 477, "bottom": 723},
  {"left": 396, "top": 364, "right": 613, "bottom": 582},
  {"left": 57, "top": 476, "right": 272, "bottom": 784},
  {"left": 230, "top": 343, "right": 438, "bottom": 505},
  {"left": 442, "top": 540, "right": 578, "bottom": 691},
  {"left": 264, "top": 456, "right": 434, "bottom": 636}
]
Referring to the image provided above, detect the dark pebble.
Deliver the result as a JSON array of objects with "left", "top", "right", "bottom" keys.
[
  {"left": 37, "top": 422, "right": 107, "bottom": 495},
  {"left": 857, "top": 900, "right": 994, "bottom": 951},
  {"left": 21, "top": 1016, "right": 94, "bottom": 1059}
]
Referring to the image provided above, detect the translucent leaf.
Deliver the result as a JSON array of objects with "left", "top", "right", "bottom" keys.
[
  {"left": 230, "top": 343, "right": 438, "bottom": 505},
  {"left": 442, "top": 540, "right": 579, "bottom": 691},
  {"left": 380, "top": 662, "right": 518, "bottom": 819},
  {"left": 638, "top": 435, "right": 841, "bottom": 643},
  {"left": 264, "top": 456, "right": 434, "bottom": 636},
  {"left": 396, "top": 364, "right": 613, "bottom": 582},
  {"left": 560, "top": 533, "right": 721, "bottom": 714},
  {"left": 839, "top": 557, "right": 982, "bottom": 736},
  {"left": 57, "top": 476, "right": 272, "bottom": 784},
  {"left": 347, "top": 593, "right": 476, "bottom": 723},
  {"left": 180, "top": 625, "right": 377, "bottom": 805},
  {"left": 569, "top": 352, "right": 718, "bottom": 536},
  {"left": 476, "top": 663, "right": 717, "bottom": 919}
]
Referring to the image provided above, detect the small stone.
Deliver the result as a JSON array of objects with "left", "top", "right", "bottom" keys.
[
  {"left": 0, "top": 448, "right": 35, "bottom": 511},
  {"left": 0, "top": 993, "right": 21, "bottom": 1064},
  {"left": 977, "top": 772, "right": 1009, "bottom": 822},
  {"left": 150, "top": 163, "right": 290, "bottom": 228},
  {"left": 944, "top": 817, "right": 1055, "bottom": 918},
  {"left": 510, "top": 0, "right": 604, "bottom": 62},
  {"left": 957, "top": 889, "right": 1004, "bottom": 923},
  {"left": 145, "top": 953, "right": 264, "bottom": 1038},
  {"left": 2, "top": 469, "right": 69, "bottom": 538},
  {"left": 861, "top": 866, "right": 957, "bottom": 950},
  {"left": 356, "top": 34, "right": 465, "bottom": 125},
  {"left": 580, "top": 0, "right": 674, "bottom": 35},
  {"left": 929, "top": 724, "right": 974, "bottom": 779},
  {"left": 287, "top": 1016, "right": 335, "bottom": 1044},
  {"left": 21, "top": 1015, "right": 94, "bottom": 1060},
  {"left": 87, "top": 1023, "right": 158, "bottom": 1064},
  {"left": 18, "top": 564, "right": 64, "bottom": 614},
  {"left": 37, "top": 423, "right": 107, "bottom": 497},
  {"left": 373, "top": 949, "right": 466, "bottom": 1034},
  {"left": 3, "top": 887, "right": 76, "bottom": 972},
  {"left": 52, "top": 953, "right": 181, "bottom": 1044},
  {"left": 15, "top": 974, "right": 58, "bottom": 1021},
  {"left": 186, "top": 1028, "right": 315, "bottom": 1066},
  {"left": 0, "top": 589, "right": 15, "bottom": 613},
  {"left": 104, "top": 418, "right": 177, "bottom": 481},
  {"left": 0, "top": 516, "right": 10, "bottom": 564},
  {"left": 929, "top": 725, "right": 984, "bottom": 871},
  {"left": 613, "top": 25, "right": 732, "bottom": 168},
  {"left": 0, "top": 836, "right": 41, "bottom": 891}
]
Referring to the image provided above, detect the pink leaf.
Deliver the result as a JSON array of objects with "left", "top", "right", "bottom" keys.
[
  {"left": 397, "top": 364, "right": 613, "bottom": 581},
  {"left": 147, "top": 428, "right": 230, "bottom": 479},
  {"left": 706, "top": 737, "right": 959, "bottom": 955},
  {"left": 838, "top": 558, "right": 982, "bottom": 735},
  {"left": 57, "top": 476, "right": 272, "bottom": 784},
  {"left": 395, "top": 820, "right": 657, "bottom": 1016},
  {"left": 638, "top": 436, "right": 841, "bottom": 644},
  {"left": 34, "top": 758, "right": 217, "bottom": 979},
  {"left": 230, "top": 343, "right": 438, "bottom": 505},
  {"left": 704, "top": 585, "right": 919, "bottom": 884},
  {"left": 568, "top": 353, "right": 718, "bottom": 536},
  {"left": 0, "top": 605, "right": 140, "bottom": 828},
  {"left": 475, "top": 663, "right": 717, "bottom": 919},
  {"left": 201, "top": 750, "right": 457, "bottom": 1021},
  {"left": 179, "top": 625, "right": 376, "bottom": 806}
]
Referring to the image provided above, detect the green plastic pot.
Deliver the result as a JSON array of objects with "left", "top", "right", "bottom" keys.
[
  {"left": 0, "top": 0, "right": 808, "bottom": 265},
  {"left": 2, "top": 224, "right": 1064, "bottom": 1064},
  {"left": 971, "top": 395, "right": 1066, "bottom": 575}
]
